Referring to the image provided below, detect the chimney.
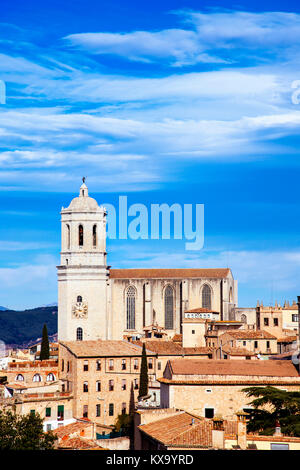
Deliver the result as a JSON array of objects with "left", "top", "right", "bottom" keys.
[
  {"left": 212, "top": 417, "right": 225, "bottom": 449},
  {"left": 236, "top": 412, "right": 248, "bottom": 450}
]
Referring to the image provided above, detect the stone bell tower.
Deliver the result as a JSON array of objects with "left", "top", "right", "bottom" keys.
[{"left": 57, "top": 179, "right": 109, "bottom": 342}]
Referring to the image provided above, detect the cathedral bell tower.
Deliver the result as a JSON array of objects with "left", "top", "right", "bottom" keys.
[{"left": 57, "top": 179, "right": 108, "bottom": 341}]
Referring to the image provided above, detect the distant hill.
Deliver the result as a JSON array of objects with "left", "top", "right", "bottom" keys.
[
  {"left": 0, "top": 306, "right": 7, "bottom": 311},
  {"left": 0, "top": 306, "right": 58, "bottom": 347}
]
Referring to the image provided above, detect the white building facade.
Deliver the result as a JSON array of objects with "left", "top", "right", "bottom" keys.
[{"left": 57, "top": 183, "right": 238, "bottom": 342}]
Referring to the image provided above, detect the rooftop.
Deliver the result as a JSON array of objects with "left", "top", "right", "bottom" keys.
[
  {"left": 220, "top": 330, "right": 277, "bottom": 340},
  {"left": 132, "top": 340, "right": 212, "bottom": 356},
  {"left": 109, "top": 268, "right": 231, "bottom": 279},
  {"left": 60, "top": 340, "right": 155, "bottom": 358},
  {"left": 166, "top": 359, "right": 300, "bottom": 377}
]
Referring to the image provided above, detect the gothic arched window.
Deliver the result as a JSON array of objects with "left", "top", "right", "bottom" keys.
[
  {"left": 93, "top": 224, "right": 97, "bottom": 247},
  {"left": 78, "top": 225, "right": 84, "bottom": 246},
  {"left": 164, "top": 285, "right": 174, "bottom": 330},
  {"left": 46, "top": 373, "right": 56, "bottom": 382},
  {"left": 241, "top": 314, "right": 247, "bottom": 323},
  {"left": 76, "top": 327, "right": 83, "bottom": 341},
  {"left": 33, "top": 374, "right": 42, "bottom": 382},
  {"left": 15, "top": 374, "right": 24, "bottom": 381},
  {"left": 126, "top": 286, "right": 136, "bottom": 330},
  {"left": 77, "top": 295, "right": 82, "bottom": 303},
  {"left": 202, "top": 284, "right": 212, "bottom": 309}
]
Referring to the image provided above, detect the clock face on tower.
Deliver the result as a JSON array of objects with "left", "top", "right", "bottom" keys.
[{"left": 72, "top": 301, "right": 88, "bottom": 319}]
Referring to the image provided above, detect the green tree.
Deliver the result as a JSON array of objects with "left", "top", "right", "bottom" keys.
[
  {"left": 0, "top": 409, "right": 57, "bottom": 450},
  {"left": 40, "top": 323, "right": 50, "bottom": 361},
  {"left": 138, "top": 343, "right": 148, "bottom": 399},
  {"left": 242, "top": 386, "right": 300, "bottom": 436}
]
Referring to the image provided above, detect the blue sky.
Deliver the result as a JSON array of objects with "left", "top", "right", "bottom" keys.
[{"left": 1, "top": 0, "right": 300, "bottom": 309}]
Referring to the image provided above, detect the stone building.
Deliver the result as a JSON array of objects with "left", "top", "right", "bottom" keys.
[
  {"left": 59, "top": 340, "right": 157, "bottom": 426},
  {"left": 159, "top": 358, "right": 300, "bottom": 420},
  {"left": 57, "top": 182, "right": 238, "bottom": 342}
]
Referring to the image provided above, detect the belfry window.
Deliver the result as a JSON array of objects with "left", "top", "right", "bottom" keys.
[
  {"left": 78, "top": 225, "right": 84, "bottom": 246},
  {"left": 164, "top": 285, "right": 174, "bottom": 330},
  {"left": 202, "top": 284, "right": 212, "bottom": 309},
  {"left": 66, "top": 224, "right": 70, "bottom": 249},
  {"left": 76, "top": 327, "right": 83, "bottom": 341},
  {"left": 77, "top": 296, "right": 82, "bottom": 303},
  {"left": 126, "top": 286, "right": 136, "bottom": 330},
  {"left": 93, "top": 225, "right": 97, "bottom": 247}
]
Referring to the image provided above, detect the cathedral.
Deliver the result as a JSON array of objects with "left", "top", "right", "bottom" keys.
[{"left": 57, "top": 182, "right": 238, "bottom": 342}]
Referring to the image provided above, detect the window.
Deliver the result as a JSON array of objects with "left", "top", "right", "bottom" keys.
[
  {"left": 205, "top": 408, "right": 214, "bottom": 418},
  {"left": 109, "top": 359, "right": 114, "bottom": 371},
  {"left": 57, "top": 405, "right": 64, "bottom": 420},
  {"left": 46, "top": 424, "right": 52, "bottom": 432},
  {"left": 33, "top": 374, "right": 42, "bottom": 382},
  {"left": 96, "top": 381, "right": 101, "bottom": 392},
  {"left": 46, "top": 373, "right": 55, "bottom": 382},
  {"left": 122, "top": 379, "right": 126, "bottom": 391},
  {"left": 61, "top": 359, "right": 64, "bottom": 372},
  {"left": 96, "top": 360, "right": 101, "bottom": 371},
  {"left": 67, "top": 361, "right": 70, "bottom": 373},
  {"left": 274, "top": 318, "right": 278, "bottom": 326},
  {"left": 202, "top": 284, "right": 212, "bottom": 309},
  {"left": 76, "top": 327, "right": 83, "bottom": 341},
  {"left": 122, "top": 403, "right": 126, "bottom": 415},
  {"left": 270, "top": 444, "right": 289, "bottom": 450},
  {"left": 83, "top": 405, "right": 88, "bottom": 418},
  {"left": 254, "top": 341, "right": 258, "bottom": 349},
  {"left": 157, "top": 362, "right": 161, "bottom": 371},
  {"left": 66, "top": 224, "right": 70, "bottom": 249},
  {"left": 192, "top": 330, "right": 195, "bottom": 334},
  {"left": 266, "top": 341, "right": 270, "bottom": 349},
  {"left": 93, "top": 225, "right": 97, "bottom": 247},
  {"left": 78, "top": 225, "right": 84, "bottom": 246},
  {"left": 246, "top": 356, "right": 251, "bottom": 360},
  {"left": 205, "top": 389, "right": 212, "bottom": 393},
  {"left": 164, "top": 285, "right": 174, "bottom": 330},
  {"left": 30, "top": 410, "right": 35, "bottom": 416},
  {"left": 134, "top": 359, "right": 139, "bottom": 370},
  {"left": 122, "top": 359, "right": 126, "bottom": 370},
  {"left": 264, "top": 318, "right": 269, "bottom": 326},
  {"left": 109, "top": 404, "right": 114, "bottom": 416},
  {"left": 77, "top": 295, "right": 82, "bottom": 303},
  {"left": 292, "top": 314, "right": 299, "bottom": 322},
  {"left": 83, "top": 382, "right": 88, "bottom": 393},
  {"left": 96, "top": 404, "right": 101, "bottom": 417},
  {"left": 46, "top": 407, "right": 51, "bottom": 417},
  {"left": 243, "top": 341, "right": 246, "bottom": 347},
  {"left": 223, "top": 354, "right": 228, "bottom": 359},
  {"left": 109, "top": 380, "right": 114, "bottom": 391},
  {"left": 148, "top": 358, "right": 153, "bottom": 370},
  {"left": 126, "top": 286, "right": 136, "bottom": 330},
  {"left": 134, "top": 379, "right": 139, "bottom": 390},
  {"left": 83, "top": 360, "right": 88, "bottom": 371},
  {"left": 241, "top": 314, "right": 247, "bottom": 323},
  {"left": 62, "top": 384, "right": 65, "bottom": 392}
]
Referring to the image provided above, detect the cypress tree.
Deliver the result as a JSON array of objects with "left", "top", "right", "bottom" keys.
[
  {"left": 139, "top": 343, "right": 148, "bottom": 398},
  {"left": 40, "top": 323, "right": 50, "bottom": 361}
]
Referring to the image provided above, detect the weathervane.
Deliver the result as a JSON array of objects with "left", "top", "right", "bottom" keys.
[{"left": 82, "top": 176, "right": 86, "bottom": 184}]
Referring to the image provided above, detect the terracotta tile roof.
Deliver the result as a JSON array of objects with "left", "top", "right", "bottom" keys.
[
  {"left": 221, "top": 330, "right": 277, "bottom": 340},
  {"left": 132, "top": 340, "right": 212, "bottom": 356},
  {"left": 222, "top": 347, "right": 255, "bottom": 356},
  {"left": 167, "top": 359, "right": 299, "bottom": 377},
  {"left": 185, "top": 308, "right": 219, "bottom": 314},
  {"left": 53, "top": 420, "right": 92, "bottom": 439},
  {"left": 158, "top": 378, "right": 300, "bottom": 385},
  {"left": 139, "top": 412, "right": 211, "bottom": 447},
  {"left": 277, "top": 336, "right": 297, "bottom": 343},
  {"left": 58, "top": 437, "right": 101, "bottom": 450},
  {"left": 60, "top": 340, "right": 155, "bottom": 358},
  {"left": 172, "top": 334, "right": 182, "bottom": 343},
  {"left": 109, "top": 268, "right": 231, "bottom": 279}
]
